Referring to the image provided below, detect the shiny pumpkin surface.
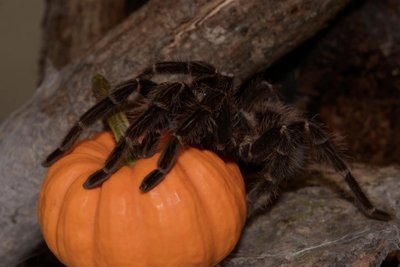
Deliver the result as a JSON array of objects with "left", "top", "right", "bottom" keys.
[{"left": 38, "top": 132, "right": 247, "bottom": 267}]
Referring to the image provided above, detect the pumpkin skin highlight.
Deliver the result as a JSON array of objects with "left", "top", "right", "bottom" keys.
[{"left": 38, "top": 132, "right": 247, "bottom": 267}]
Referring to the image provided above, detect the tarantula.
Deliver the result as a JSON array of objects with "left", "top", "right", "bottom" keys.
[{"left": 43, "top": 61, "right": 390, "bottom": 220}]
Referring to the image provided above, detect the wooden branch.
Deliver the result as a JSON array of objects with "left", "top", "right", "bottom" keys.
[{"left": 0, "top": 0, "right": 351, "bottom": 266}]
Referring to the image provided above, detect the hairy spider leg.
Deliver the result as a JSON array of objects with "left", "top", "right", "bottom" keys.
[
  {"left": 139, "top": 109, "right": 213, "bottom": 192},
  {"left": 245, "top": 117, "right": 391, "bottom": 221},
  {"left": 305, "top": 121, "right": 391, "bottom": 221},
  {"left": 83, "top": 82, "right": 194, "bottom": 189},
  {"left": 246, "top": 123, "right": 307, "bottom": 217},
  {"left": 43, "top": 61, "right": 216, "bottom": 168},
  {"left": 42, "top": 78, "right": 156, "bottom": 167},
  {"left": 139, "top": 135, "right": 182, "bottom": 192},
  {"left": 140, "top": 75, "right": 235, "bottom": 192}
]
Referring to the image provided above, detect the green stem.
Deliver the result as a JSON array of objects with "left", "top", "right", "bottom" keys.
[{"left": 92, "top": 74, "right": 136, "bottom": 165}]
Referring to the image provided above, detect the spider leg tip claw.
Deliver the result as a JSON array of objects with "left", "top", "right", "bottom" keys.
[
  {"left": 83, "top": 170, "right": 109, "bottom": 189},
  {"left": 369, "top": 208, "right": 392, "bottom": 221}
]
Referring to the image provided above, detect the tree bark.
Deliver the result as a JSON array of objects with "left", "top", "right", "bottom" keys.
[
  {"left": 39, "top": 0, "right": 127, "bottom": 82},
  {"left": 0, "top": 0, "right": 351, "bottom": 266}
]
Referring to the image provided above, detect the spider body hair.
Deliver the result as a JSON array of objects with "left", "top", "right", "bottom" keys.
[{"left": 43, "top": 61, "right": 391, "bottom": 221}]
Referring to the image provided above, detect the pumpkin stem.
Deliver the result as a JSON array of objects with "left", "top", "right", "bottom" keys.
[{"left": 92, "top": 74, "right": 137, "bottom": 165}]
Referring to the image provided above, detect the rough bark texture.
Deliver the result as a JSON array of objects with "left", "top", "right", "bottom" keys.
[
  {"left": 39, "top": 0, "right": 151, "bottom": 81},
  {"left": 40, "top": 0, "right": 126, "bottom": 71},
  {"left": 222, "top": 165, "right": 400, "bottom": 266},
  {"left": 0, "top": 0, "right": 353, "bottom": 266}
]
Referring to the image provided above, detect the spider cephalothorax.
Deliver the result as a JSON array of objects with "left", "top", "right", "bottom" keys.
[{"left": 43, "top": 61, "right": 391, "bottom": 221}]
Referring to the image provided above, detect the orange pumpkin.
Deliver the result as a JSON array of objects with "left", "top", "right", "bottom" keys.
[{"left": 38, "top": 132, "right": 247, "bottom": 267}]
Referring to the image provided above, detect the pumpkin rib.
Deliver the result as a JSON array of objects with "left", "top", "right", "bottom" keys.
[
  {"left": 91, "top": 175, "right": 103, "bottom": 267},
  {"left": 189, "top": 149, "right": 243, "bottom": 262},
  {"left": 53, "top": 138, "right": 107, "bottom": 266},
  {"left": 94, "top": 166, "right": 139, "bottom": 266},
  {"left": 229, "top": 165, "right": 248, "bottom": 220},
  {"left": 203, "top": 154, "right": 246, "bottom": 217},
  {"left": 202, "top": 150, "right": 247, "bottom": 258},
  {"left": 173, "top": 158, "right": 214, "bottom": 265},
  {"left": 55, "top": 170, "right": 82, "bottom": 265},
  {"left": 59, "top": 170, "right": 100, "bottom": 267},
  {"left": 205, "top": 155, "right": 247, "bottom": 227},
  {"left": 56, "top": 172, "right": 77, "bottom": 265},
  {"left": 143, "top": 161, "right": 202, "bottom": 266},
  {"left": 40, "top": 157, "right": 96, "bottom": 258},
  {"left": 39, "top": 166, "right": 64, "bottom": 257},
  {"left": 183, "top": 149, "right": 220, "bottom": 262},
  {"left": 224, "top": 162, "right": 248, "bottom": 218},
  {"left": 93, "top": 172, "right": 109, "bottom": 266},
  {"left": 77, "top": 136, "right": 108, "bottom": 267},
  {"left": 182, "top": 148, "right": 245, "bottom": 265}
]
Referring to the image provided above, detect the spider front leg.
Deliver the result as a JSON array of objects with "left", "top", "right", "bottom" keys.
[
  {"left": 139, "top": 105, "right": 218, "bottom": 192},
  {"left": 83, "top": 82, "right": 190, "bottom": 188},
  {"left": 139, "top": 135, "right": 182, "bottom": 192},
  {"left": 43, "top": 61, "right": 216, "bottom": 167},
  {"left": 42, "top": 78, "right": 156, "bottom": 167}
]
